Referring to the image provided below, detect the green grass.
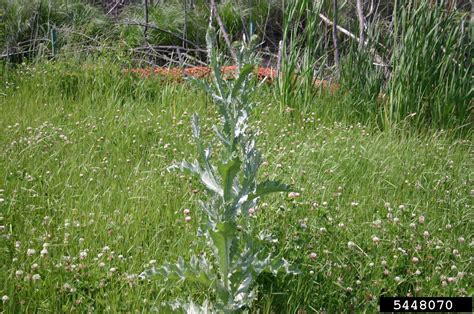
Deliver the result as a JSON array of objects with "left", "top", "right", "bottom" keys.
[{"left": 0, "top": 60, "right": 472, "bottom": 312}]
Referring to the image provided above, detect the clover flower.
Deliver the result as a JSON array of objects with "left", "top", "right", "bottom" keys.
[{"left": 288, "top": 192, "right": 300, "bottom": 198}]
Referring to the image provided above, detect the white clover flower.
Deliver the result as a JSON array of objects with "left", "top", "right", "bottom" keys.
[
  {"left": 288, "top": 192, "right": 300, "bottom": 199},
  {"left": 2, "top": 295, "right": 9, "bottom": 303},
  {"left": 32, "top": 274, "right": 41, "bottom": 281},
  {"left": 26, "top": 249, "right": 36, "bottom": 256},
  {"left": 15, "top": 270, "right": 24, "bottom": 278},
  {"left": 309, "top": 252, "right": 317, "bottom": 260},
  {"left": 394, "top": 276, "right": 401, "bottom": 282},
  {"left": 347, "top": 241, "right": 355, "bottom": 248},
  {"left": 40, "top": 248, "right": 48, "bottom": 257},
  {"left": 418, "top": 216, "right": 425, "bottom": 224},
  {"left": 185, "top": 216, "right": 192, "bottom": 223},
  {"left": 423, "top": 231, "right": 430, "bottom": 238},
  {"left": 79, "top": 251, "right": 88, "bottom": 260},
  {"left": 372, "top": 236, "right": 380, "bottom": 245},
  {"left": 411, "top": 257, "right": 419, "bottom": 263},
  {"left": 183, "top": 208, "right": 191, "bottom": 215}
]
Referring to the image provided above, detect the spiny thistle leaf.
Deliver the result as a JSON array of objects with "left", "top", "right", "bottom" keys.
[
  {"left": 251, "top": 180, "right": 293, "bottom": 200},
  {"left": 171, "top": 160, "right": 223, "bottom": 197},
  {"left": 209, "top": 222, "right": 238, "bottom": 288},
  {"left": 217, "top": 157, "right": 241, "bottom": 203}
]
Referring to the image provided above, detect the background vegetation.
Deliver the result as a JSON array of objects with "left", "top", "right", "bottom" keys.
[
  {"left": 0, "top": 0, "right": 472, "bottom": 312},
  {"left": 1, "top": 0, "right": 471, "bottom": 130}
]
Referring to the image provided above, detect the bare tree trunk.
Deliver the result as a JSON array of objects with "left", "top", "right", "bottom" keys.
[
  {"left": 356, "top": 0, "right": 366, "bottom": 50},
  {"left": 210, "top": 0, "right": 238, "bottom": 64},
  {"left": 471, "top": 0, "right": 474, "bottom": 24},
  {"left": 183, "top": 0, "right": 188, "bottom": 49},
  {"left": 144, "top": 0, "right": 149, "bottom": 42},
  {"left": 332, "top": 0, "right": 340, "bottom": 69}
]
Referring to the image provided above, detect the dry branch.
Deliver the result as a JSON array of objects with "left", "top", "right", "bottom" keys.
[
  {"left": 356, "top": 0, "right": 366, "bottom": 51},
  {"left": 318, "top": 13, "right": 389, "bottom": 68},
  {"left": 210, "top": 0, "right": 238, "bottom": 64},
  {"left": 332, "top": 0, "right": 340, "bottom": 69}
]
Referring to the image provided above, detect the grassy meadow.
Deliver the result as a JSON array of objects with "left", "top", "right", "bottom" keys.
[{"left": 0, "top": 60, "right": 472, "bottom": 312}]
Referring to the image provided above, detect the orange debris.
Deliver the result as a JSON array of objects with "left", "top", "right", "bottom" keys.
[{"left": 124, "top": 66, "right": 339, "bottom": 93}]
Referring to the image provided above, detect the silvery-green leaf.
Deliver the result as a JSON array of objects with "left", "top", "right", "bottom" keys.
[
  {"left": 209, "top": 222, "right": 238, "bottom": 289},
  {"left": 250, "top": 180, "right": 292, "bottom": 200},
  {"left": 217, "top": 157, "right": 241, "bottom": 203},
  {"left": 235, "top": 273, "right": 253, "bottom": 297},
  {"left": 173, "top": 160, "right": 223, "bottom": 197},
  {"left": 200, "top": 169, "right": 223, "bottom": 197},
  {"left": 213, "top": 125, "right": 231, "bottom": 147},
  {"left": 234, "top": 110, "right": 248, "bottom": 139},
  {"left": 191, "top": 114, "right": 200, "bottom": 139},
  {"left": 231, "top": 64, "right": 254, "bottom": 99},
  {"left": 266, "top": 257, "right": 301, "bottom": 276},
  {"left": 165, "top": 299, "right": 215, "bottom": 314}
]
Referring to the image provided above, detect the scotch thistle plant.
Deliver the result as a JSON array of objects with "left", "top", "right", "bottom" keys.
[{"left": 140, "top": 27, "right": 298, "bottom": 312}]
